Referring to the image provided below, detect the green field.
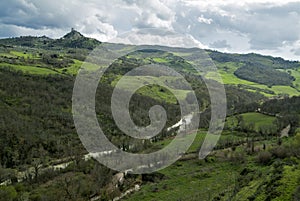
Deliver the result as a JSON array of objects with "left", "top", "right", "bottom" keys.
[
  {"left": 2, "top": 49, "right": 300, "bottom": 98},
  {"left": 10, "top": 51, "right": 39, "bottom": 59},
  {"left": 112, "top": 75, "right": 191, "bottom": 104},
  {"left": 0, "top": 52, "right": 18, "bottom": 58},
  {"left": 58, "top": 59, "right": 82, "bottom": 75},
  {"left": 205, "top": 61, "right": 300, "bottom": 97},
  {"left": 226, "top": 112, "right": 276, "bottom": 132},
  {"left": 285, "top": 69, "right": 300, "bottom": 91},
  {"left": 126, "top": 132, "right": 300, "bottom": 201},
  {"left": 0, "top": 63, "right": 59, "bottom": 75},
  {"left": 124, "top": 159, "right": 240, "bottom": 201},
  {"left": 58, "top": 59, "right": 104, "bottom": 75},
  {"left": 146, "top": 129, "right": 249, "bottom": 155}
]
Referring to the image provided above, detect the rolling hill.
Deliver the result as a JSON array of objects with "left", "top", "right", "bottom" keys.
[{"left": 0, "top": 30, "right": 299, "bottom": 201}]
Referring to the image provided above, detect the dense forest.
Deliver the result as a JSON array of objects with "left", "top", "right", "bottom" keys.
[{"left": 234, "top": 63, "right": 295, "bottom": 87}]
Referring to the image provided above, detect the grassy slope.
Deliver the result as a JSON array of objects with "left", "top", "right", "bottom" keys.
[
  {"left": 57, "top": 59, "right": 99, "bottom": 74},
  {"left": 127, "top": 133, "right": 300, "bottom": 201},
  {"left": 226, "top": 112, "right": 276, "bottom": 131},
  {"left": 147, "top": 130, "right": 248, "bottom": 154},
  {"left": 213, "top": 61, "right": 300, "bottom": 97},
  {"left": 2, "top": 49, "right": 300, "bottom": 97},
  {"left": 0, "top": 63, "right": 59, "bottom": 75},
  {"left": 112, "top": 75, "right": 190, "bottom": 104},
  {"left": 125, "top": 159, "right": 239, "bottom": 201},
  {"left": 284, "top": 68, "right": 300, "bottom": 91},
  {"left": 0, "top": 50, "right": 102, "bottom": 76}
]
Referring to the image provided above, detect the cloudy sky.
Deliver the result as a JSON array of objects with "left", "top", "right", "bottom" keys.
[{"left": 0, "top": 0, "right": 300, "bottom": 60}]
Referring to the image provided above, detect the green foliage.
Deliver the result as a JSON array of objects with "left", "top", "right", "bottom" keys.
[
  {"left": 0, "top": 29, "right": 101, "bottom": 50},
  {"left": 0, "top": 186, "right": 17, "bottom": 201},
  {"left": 0, "top": 67, "right": 181, "bottom": 168},
  {"left": 226, "top": 112, "right": 276, "bottom": 133},
  {"left": 0, "top": 30, "right": 299, "bottom": 201},
  {"left": 234, "top": 64, "right": 295, "bottom": 87},
  {"left": 257, "top": 151, "right": 272, "bottom": 165},
  {"left": 125, "top": 160, "right": 238, "bottom": 201},
  {"left": 0, "top": 64, "right": 59, "bottom": 75},
  {"left": 50, "top": 29, "right": 101, "bottom": 50},
  {"left": 208, "top": 50, "right": 300, "bottom": 69}
]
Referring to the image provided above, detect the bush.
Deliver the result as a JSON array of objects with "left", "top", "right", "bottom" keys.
[
  {"left": 271, "top": 146, "right": 289, "bottom": 159},
  {"left": 257, "top": 151, "right": 272, "bottom": 165},
  {"left": 0, "top": 186, "right": 17, "bottom": 201},
  {"left": 229, "top": 151, "right": 246, "bottom": 164},
  {"left": 293, "top": 185, "right": 300, "bottom": 200}
]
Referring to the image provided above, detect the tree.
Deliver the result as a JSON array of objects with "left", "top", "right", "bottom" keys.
[{"left": 0, "top": 186, "right": 17, "bottom": 201}]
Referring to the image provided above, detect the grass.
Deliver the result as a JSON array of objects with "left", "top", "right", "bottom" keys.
[
  {"left": 152, "top": 57, "right": 168, "bottom": 63},
  {"left": 205, "top": 61, "right": 300, "bottom": 97},
  {"left": 58, "top": 59, "right": 103, "bottom": 75},
  {"left": 272, "top": 165, "right": 300, "bottom": 201},
  {"left": 280, "top": 69, "right": 300, "bottom": 91},
  {"left": 145, "top": 129, "right": 248, "bottom": 155},
  {"left": 271, "top": 85, "right": 299, "bottom": 96},
  {"left": 111, "top": 75, "right": 191, "bottom": 104},
  {"left": 10, "top": 51, "right": 39, "bottom": 59},
  {"left": 126, "top": 130, "right": 295, "bottom": 201},
  {"left": 136, "top": 85, "right": 179, "bottom": 104},
  {"left": 226, "top": 112, "right": 276, "bottom": 132},
  {"left": 0, "top": 52, "right": 18, "bottom": 58},
  {"left": 237, "top": 158, "right": 300, "bottom": 201},
  {"left": 124, "top": 159, "right": 240, "bottom": 201},
  {"left": 233, "top": 178, "right": 265, "bottom": 201},
  {"left": 0, "top": 63, "right": 59, "bottom": 75},
  {"left": 242, "top": 113, "right": 276, "bottom": 129},
  {"left": 0, "top": 59, "right": 82, "bottom": 76},
  {"left": 58, "top": 59, "right": 82, "bottom": 75}
]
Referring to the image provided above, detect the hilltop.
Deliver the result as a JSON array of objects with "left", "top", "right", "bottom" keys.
[{"left": 0, "top": 29, "right": 101, "bottom": 50}]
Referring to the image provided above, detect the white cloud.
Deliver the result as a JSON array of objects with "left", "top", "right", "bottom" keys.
[
  {"left": 0, "top": 0, "right": 299, "bottom": 60},
  {"left": 132, "top": 0, "right": 175, "bottom": 30},
  {"left": 197, "top": 15, "right": 213, "bottom": 24},
  {"left": 77, "top": 15, "right": 118, "bottom": 41},
  {"left": 110, "top": 28, "right": 207, "bottom": 48}
]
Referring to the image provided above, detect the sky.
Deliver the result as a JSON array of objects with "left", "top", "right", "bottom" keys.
[{"left": 0, "top": 0, "right": 300, "bottom": 60}]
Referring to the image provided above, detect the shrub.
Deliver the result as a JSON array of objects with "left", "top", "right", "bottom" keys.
[
  {"left": 271, "top": 146, "right": 289, "bottom": 159},
  {"left": 293, "top": 185, "right": 300, "bottom": 200},
  {"left": 257, "top": 151, "right": 272, "bottom": 165},
  {"left": 0, "top": 186, "right": 17, "bottom": 201},
  {"left": 229, "top": 151, "right": 246, "bottom": 164}
]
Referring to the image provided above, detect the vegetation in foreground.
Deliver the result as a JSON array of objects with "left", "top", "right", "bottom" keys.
[{"left": 0, "top": 30, "right": 299, "bottom": 201}]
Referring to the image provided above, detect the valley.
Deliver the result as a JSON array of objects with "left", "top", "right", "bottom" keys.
[{"left": 0, "top": 30, "right": 299, "bottom": 201}]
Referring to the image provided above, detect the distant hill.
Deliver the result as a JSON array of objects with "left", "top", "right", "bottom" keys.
[
  {"left": 0, "top": 30, "right": 299, "bottom": 201},
  {"left": 0, "top": 30, "right": 299, "bottom": 97},
  {"left": 49, "top": 28, "right": 101, "bottom": 49},
  {"left": 0, "top": 28, "right": 101, "bottom": 50}
]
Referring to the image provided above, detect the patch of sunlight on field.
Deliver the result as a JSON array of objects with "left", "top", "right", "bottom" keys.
[
  {"left": 111, "top": 75, "right": 190, "bottom": 103},
  {"left": 226, "top": 112, "right": 276, "bottom": 131},
  {"left": 0, "top": 63, "right": 58, "bottom": 75},
  {"left": 10, "top": 51, "right": 38, "bottom": 59},
  {"left": 204, "top": 62, "right": 300, "bottom": 97},
  {"left": 59, "top": 59, "right": 103, "bottom": 75},
  {"left": 0, "top": 52, "right": 17, "bottom": 58},
  {"left": 271, "top": 86, "right": 299, "bottom": 96}
]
